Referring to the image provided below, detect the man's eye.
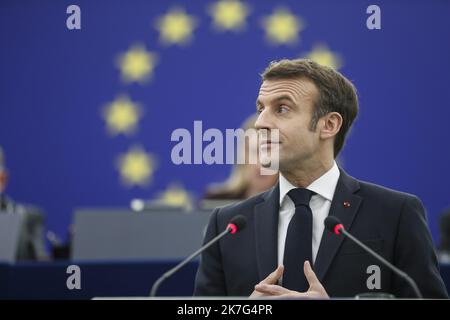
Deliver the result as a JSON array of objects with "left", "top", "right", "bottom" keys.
[
  {"left": 278, "top": 105, "right": 289, "bottom": 113},
  {"left": 257, "top": 106, "right": 264, "bottom": 114}
]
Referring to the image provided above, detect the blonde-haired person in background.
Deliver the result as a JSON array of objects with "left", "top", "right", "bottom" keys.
[{"left": 202, "top": 114, "right": 278, "bottom": 202}]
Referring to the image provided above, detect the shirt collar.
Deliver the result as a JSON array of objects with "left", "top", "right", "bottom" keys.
[{"left": 279, "top": 161, "right": 340, "bottom": 205}]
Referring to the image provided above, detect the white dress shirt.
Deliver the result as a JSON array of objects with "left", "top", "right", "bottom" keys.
[{"left": 278, "top": 162, "right": 340, "bottom": 267}]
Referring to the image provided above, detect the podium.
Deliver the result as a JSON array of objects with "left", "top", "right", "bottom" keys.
[{"left": 72, "top": 208, "right": 212, "bottom": 261}]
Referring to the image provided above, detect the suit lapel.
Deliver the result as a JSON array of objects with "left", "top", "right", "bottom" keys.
[
  {"left": 314, "top": 168, "right": 362, "bottom": 282},
  {"left": 254, "top": 185, "right": 280, "bottom": 281}
]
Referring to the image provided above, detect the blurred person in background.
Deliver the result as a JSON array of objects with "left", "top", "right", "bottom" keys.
[
  {"left": 0, "top": 146, "right": 48, "bottom": 261},
  {"left": 202, "top": 114, "right": 278, "bottom": 202},
  {"left": 0, "top": 146, "right": 13, "bottom": 211}
]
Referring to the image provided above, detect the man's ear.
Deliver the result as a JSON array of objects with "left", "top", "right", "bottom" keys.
[{"left": 320, "top": 112, "right": 343, "bottom": 140}]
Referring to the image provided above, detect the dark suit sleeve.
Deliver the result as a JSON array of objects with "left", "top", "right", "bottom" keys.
[
  {"left": 392, "top": 196, "right": 448, "bottom": 298},
  {"left": 193, "top": 208, "right": 227, "bottom": 296}
]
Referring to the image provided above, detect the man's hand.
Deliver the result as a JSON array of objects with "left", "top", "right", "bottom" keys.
[
  {"left": 251, "top": 261, "right": 329, "bottom": 299},
  {"left": 250, "top": 265, "right": 284, "bottom": 298}
]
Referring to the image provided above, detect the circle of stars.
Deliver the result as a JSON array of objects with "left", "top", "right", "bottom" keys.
[{"left": 101, "top": 0, "right": 343, "bottom": 206}]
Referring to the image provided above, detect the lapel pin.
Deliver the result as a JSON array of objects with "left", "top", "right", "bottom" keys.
[{"left": 343, "top": 201, "right": 351, "bottom": 208}]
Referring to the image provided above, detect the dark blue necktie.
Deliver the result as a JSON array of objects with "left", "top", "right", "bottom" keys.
[{"left": 283, "top": 188, "right": 315, "bottom": 291}]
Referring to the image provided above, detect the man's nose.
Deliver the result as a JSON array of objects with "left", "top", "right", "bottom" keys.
[{"left": 255, "top": 109, "right": 275, "bottom": 130}]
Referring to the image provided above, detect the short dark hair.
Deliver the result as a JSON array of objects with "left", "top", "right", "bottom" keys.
[{"left": 261, "top": 59, "right": 358, "bottom": 157}]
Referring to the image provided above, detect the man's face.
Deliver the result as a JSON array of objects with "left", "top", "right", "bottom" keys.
[{"left": 255, "top": 78, "right": 321, "bottom": 171}]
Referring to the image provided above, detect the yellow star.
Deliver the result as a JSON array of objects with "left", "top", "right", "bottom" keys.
[
  {"left": 208, "top": 0, "right": 250, "bottom": 32},
  {"left": 117, "top": 146, "right": 155, "bottom": 187},
  {"left": 103, "top": 95, "right": 142, "bottom": 136},
  {"left": 116, "top": 44, "right": 157, "bottom": 83},
  {"left": 304, "top": 44, "right": 343, "bottom": 70},
  {"left": 155, "top": 7, "right": 197, "bottom": 45},
  {"left": 262, "top": 8, "right": 304, "bottom": 45},
  {"left": 156, "top": 183, "right": 193, "bottom": 211}
]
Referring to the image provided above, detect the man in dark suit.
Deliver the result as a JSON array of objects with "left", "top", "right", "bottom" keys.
[{"left": 194, "top": 59, "right": 448, "bottom": 298}]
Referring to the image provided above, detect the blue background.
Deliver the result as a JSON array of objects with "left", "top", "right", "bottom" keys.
[{"left": 1, "top": 0, "right": 449, "bottom": 247}]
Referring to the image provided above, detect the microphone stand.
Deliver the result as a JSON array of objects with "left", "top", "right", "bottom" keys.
[{"left": 150, "top": 226, "right": 232, "bottom": 297}]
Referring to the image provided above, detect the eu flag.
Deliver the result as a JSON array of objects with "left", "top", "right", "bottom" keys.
[{"left": 1, "top": 0, "right": 450, "bottom": 243}]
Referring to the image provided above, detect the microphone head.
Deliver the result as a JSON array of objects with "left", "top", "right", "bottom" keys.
[
  {"left": 227, "top": 215, "right": 247, "bottom": 234},
  {"left": 324, "top": 216, "right": 344, "bottom": 235}
]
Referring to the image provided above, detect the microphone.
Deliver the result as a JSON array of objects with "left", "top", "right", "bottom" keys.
[
  {"left": 149, "top": 215, "right": 247, "bottom": 296},
  {"left": 324, "top": 216, "right": 423, "bottom": 298}
]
